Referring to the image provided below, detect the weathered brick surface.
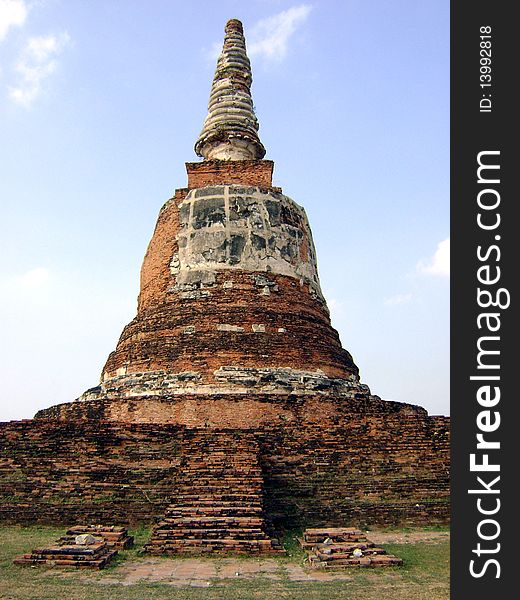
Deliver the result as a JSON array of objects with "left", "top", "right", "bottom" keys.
[
  {"left": 259, "top": 414, "right": 450, "bottom": 528},
  {"left": 138, "top": 189, "right": 185, "bottom": 313},
  {"left": 0, "top": 407, "right": 449, "bottom": 528},
  {"left": 186, "top": 160, "right": 274, "bottom": 189},
  {"left": 101, "top": 167, "right": 352, "bottom": 394},
  {"left": 36, "top": 394, "right": 420, "bottom": 428},
  {"left": 105, "top": 270, "right": 358, "bottom": 384},
  {"left": 145, "top": 430, "right": 282, "bottom": 554},
  {"left": 0, "top": 421, "right": 182, "bottom": 525}
]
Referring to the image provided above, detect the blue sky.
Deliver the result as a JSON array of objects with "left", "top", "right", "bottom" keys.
[{"left": 0, "top": 0, "right": 449, "bottom": 420}]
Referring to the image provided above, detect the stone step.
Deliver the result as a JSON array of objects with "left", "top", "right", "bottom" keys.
[
  {"left": 13, "top": 543, "right": 118, "bottom": 570},
  {"left": 145, "top": 538, "right": 282, "bottom": 555},
  {"left": 303, "top": 527, "right": 368, "bottom": 543},
  {"left": 156, "top": 519, "right": 266, "bottom": 529},
  {"left": 176, "top": 479, "right": 264, "bottom": 487},
  {"left": 164, "top": 507, "right": 263, "bottom": 517},
  {"left": 179, "top": 466, "right": 262, "bottom": 472},
  {"left": 155, "top": 515, "right": 266, "bottom": 525},
  {"left": 151, "top": 530, "right": 269, "bottom": 540},
  {"left": 174, "top": 491, "right": 262, "bottom": 498},
  {"left": 311, "top": 555, "right": 403, "bottom": 568},
  {"left": 316, "top": 548, "right": 387, "bottom": 560},
  {"left": 314, "top": 542, "right": 376, "bottom": 553},
  {"left": 170, "top": 489, "right": 263, "bottom": 497},
  {"left": 14, "top": 555, "right": 115, "bottom": 569},
  {"left": 177, "top": 468, "right": 262, "bottom": 474},
  {"left": 170, "top": 501, "right": 263, "bottom": 509},
  {"left": 182, "top": 448, "right": 259, "bottom": 455},
  {"left": 178, "top": 474, "right": 262, "bottom": 478},
  {"left": 59, "top": 525, "right": 134, "bottom": 549}
]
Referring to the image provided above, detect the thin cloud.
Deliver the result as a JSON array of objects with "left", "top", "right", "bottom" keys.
[
  {"left": 17, "top": 267, "right": 50, "bottom": 288},
  {"left": 385, "top": 293, "right": 413, "bottom": 306},
  {"left": 328, "top": 297, "right": 344, "bottom": 314},
  {"left": 248, "top": 4, "right": 312, "bottom": 62},
  {"left": 417, "top": 238, "right": 450, "bottom": 277},
  {"left": 0, "top": 0, "right": 27, "bottom": 42},
  {"left": 8, "top": 32, "right": 70, "bottom": 107},
  {"left": 204, "top": 6, "right": 312, "bottom": 64},
  {"left": 0, "top": 267, "right": 51, "bottom": 300},
  {"left": 205, "top": 40, "right": 221, "bottom": 62}
]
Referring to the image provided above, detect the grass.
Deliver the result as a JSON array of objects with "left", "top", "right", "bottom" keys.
[{"left": 0, "top": 525, "right": 449, "bottom": 600}]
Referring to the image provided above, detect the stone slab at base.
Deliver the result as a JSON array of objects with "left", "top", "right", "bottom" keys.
[
  {"left": 301, "top": 528, "right": 403, "bottom": 569},
  {"left": 58, "top": 525, "right": 134, "bottom": 549},
  {"left": 13, "top": 542, "right": 117, "bottom": 570}
]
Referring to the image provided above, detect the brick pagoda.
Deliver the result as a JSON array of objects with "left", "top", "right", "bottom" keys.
[
  {"left": 38, "top": 18, "right": 367, "bottom": 426},
  {"left": 0, "top": 20, "right": 450, "bottom": 543}
]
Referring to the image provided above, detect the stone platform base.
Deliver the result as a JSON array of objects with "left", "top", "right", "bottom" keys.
[{"left": 1, "top": 397, "right": 450, "bottom": 529}]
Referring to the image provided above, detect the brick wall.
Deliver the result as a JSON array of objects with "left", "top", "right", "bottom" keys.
[
  {"left": 138, "top": 189, "right": 185, "bottom": 312},
  {"left": 0, "top": 404, "right": 449, "bottom": 528},
  {"left": 259, "top": 414, "right": 450, "bottom": 528},
  {"left": 186, "top": 160, "right": 274, "bottom": 189},
  {"left": 36, "top": 394, "right": 421, "bottom": 428}
]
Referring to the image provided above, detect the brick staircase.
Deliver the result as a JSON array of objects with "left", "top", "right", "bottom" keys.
[{"left": 144, "top": 430, "right": 283, "bottom": 554}]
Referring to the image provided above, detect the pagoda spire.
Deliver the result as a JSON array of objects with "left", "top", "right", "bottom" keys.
[{"left": 194, "top": 19, "right": 266, "bottom": 161}]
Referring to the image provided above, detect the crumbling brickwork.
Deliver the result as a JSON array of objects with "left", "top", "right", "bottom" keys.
[
  {"left": 0, "top": 409, "right": 449, "bottom": 528},
  {"left": 104, "top": 270, "right": 358, "bottom": 386},
  {"left": 186, "top": 160, "right": 274, "bottom": 189}
]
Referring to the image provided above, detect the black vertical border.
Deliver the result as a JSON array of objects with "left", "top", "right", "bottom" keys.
[{"left": 451, "top": 2, "right": 516, "bottom": 597}]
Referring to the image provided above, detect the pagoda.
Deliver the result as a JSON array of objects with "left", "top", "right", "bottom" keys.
[
  {"left": 40, "top": 18, "right": 363, "bottom": 425},
  {"left": 0, "top": 20, "right": 450, "bottom": 542}
]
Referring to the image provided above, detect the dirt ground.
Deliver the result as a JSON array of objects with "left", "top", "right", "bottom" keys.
[
  {"left": 71, "top": 557, "right": 355, "bottom": 587},
  {"left": 59, "top": 530, "right": 449, "bottom": 588}
]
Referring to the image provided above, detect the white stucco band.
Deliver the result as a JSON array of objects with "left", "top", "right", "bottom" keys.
[{"left": 170, "top": 186, "right": 323, "bottom": 297}]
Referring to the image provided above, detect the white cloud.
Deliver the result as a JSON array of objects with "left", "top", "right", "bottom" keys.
[
  {"left": 17, "top": 267, "right": 50, "bottom": 288},
  {"left": 205, "top": 40, "right": 221, "bottom": 62},
  {"left": 385, "top": 293, "right": 413, "bottom": 306},
  {"left": 248, "top": 4, "right": 312, "bottom": 62},
  {"left": 204, "top": 6, "right": 312, "bottom": 64},
  {"left": 8, "top": 32, "right": 69, "bottom": 107},
  {"left": 0, "top": 267, "right": 51, "bottom": 302},
  {"left": 25, "top": 33, "right": 63, "bottom": 60},
  {"left": 0, "top": 0, "right": 27, "bottom": 42},
  {"left": 417, "top": 238, "right": 450, "bottom": 277},
  {"left": 328, "top": 297, "right": 343, "bottom": 313}
]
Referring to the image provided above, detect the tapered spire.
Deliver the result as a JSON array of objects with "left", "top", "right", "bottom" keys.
[{"left": 194, "top": 19, "right": 266, "bottom": 161}]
